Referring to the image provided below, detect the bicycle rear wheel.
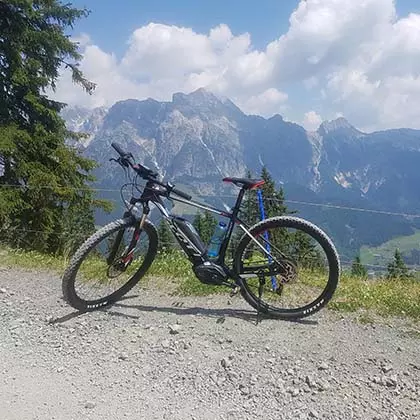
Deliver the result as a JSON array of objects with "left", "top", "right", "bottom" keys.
[
  {"left": 233, "top": 216, "right": 340, "bottom": 319},
  {"left": 62, "top": 217, "right": 158, "bottom": 311}
]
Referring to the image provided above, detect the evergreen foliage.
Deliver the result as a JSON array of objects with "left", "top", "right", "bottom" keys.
[
  {"left": 259, "top": 166, "right": 290, "bottom": 218},
  {"left": 351, "top": 255, "right": 368, "bottom": 277},
  {"left": 240, "top": 166, "right": 292, "bottom": 228},
  {"left": 387, "top": 249, "right": 411, "bottom": 279},
  {"left": 157, "top": 219, "right": 175, "bottom": 253},
  {"left": 192, "top": 210, "right": 217, "bottom": 245},
  {"left": 0, "top": 0, "right": 109, "bottom": 253}
]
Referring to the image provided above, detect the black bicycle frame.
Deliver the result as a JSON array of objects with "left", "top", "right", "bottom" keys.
[{"left": 134, "top": 180, "right": 251, "bottom": 266}]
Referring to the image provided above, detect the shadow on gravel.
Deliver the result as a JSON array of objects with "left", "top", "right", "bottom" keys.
[
  {"left": 48, "top": 310, "right": 86, "bottom": 324},
  {"left": 110, "top": 301, "right": 319, "bottom": 326},
  {"left": 113, "top": 302, "right": 256, "bottom": 323},
  {"left": 48, "top": 294, "right": 318, "bottom": 326},
  {"left": 48, "top": 295, "right": 140, "bottom": 324}
]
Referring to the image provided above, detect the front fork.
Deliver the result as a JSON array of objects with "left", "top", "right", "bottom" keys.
[{"left": 106, "top": 204, "right": 149, "bottom": 267}]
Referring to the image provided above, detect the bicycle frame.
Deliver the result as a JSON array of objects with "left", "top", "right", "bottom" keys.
[
  {"left": 112, "top": 177, "right": 283, "bottom": 290},
  {"left": 62, "top": 142, "right": 339, "bottom": 319},
  {"left": 137, "top": 179, "right": 250, "bottom": 266}
]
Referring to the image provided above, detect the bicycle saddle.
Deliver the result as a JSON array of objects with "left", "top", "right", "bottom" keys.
[{"left": 222, "top": 177, "right": 265, "bottom": 190}]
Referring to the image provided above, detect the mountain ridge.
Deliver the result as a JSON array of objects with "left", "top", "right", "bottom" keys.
[{"left": 62, "top": 88, "right": 420, "bottom": 259}]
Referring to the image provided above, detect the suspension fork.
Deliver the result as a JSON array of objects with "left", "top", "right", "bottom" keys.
[{"left": 106, "top": 205, "right": 149, "bottom": 265}]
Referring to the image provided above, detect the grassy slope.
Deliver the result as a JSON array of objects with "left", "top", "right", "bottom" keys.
[
  {"left": 0, "top": 246, "right": 419, "bottom": 321},
  {"left": 360, "top": 229, "right": 420, "bottom": 267}
]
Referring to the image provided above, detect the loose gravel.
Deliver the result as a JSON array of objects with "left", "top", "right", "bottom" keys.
[{"left": 0, "top": 266, "right": 419, "bottom": 420}]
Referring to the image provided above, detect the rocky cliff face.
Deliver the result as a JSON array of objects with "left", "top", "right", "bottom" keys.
[{"left": 63, "top": 88, "right": 420, "bottom": 256}]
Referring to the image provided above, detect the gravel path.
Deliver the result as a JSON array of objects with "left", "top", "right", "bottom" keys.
[{"left": 0, "top": 266, "right": 419, "bottom": 420}]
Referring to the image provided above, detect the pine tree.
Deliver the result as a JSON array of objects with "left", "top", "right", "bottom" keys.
[
  {"left": 288, "top": 229, "right": 323, "bottom": 269},
  {"left": 0, "top": 1, "right": 108, "bottom": 253},
  {"left": 202, "top": 210, "right": 218, "bottom": 244},
  {"left": 387, "top": 249, "right": 410, "bottom": 279},
  {"left": 192, "top": 212, "right": 203, "bottom": 238},
  {"left": 257, "top": 166, "right": 293, "bottom": 249},
  {"left": 157, "top": 219, "right": 175, "bottom": 253},
  {"left": 240, "top": 166, "right": 291, "bottom": 228},
  {"left": 260, "top": 166, "right": 289, "bottom": 219},
  {"left": 351, "top": 255, "right": 367, "bottom": 277},
  {"left": 193, "top": 210, "right": 217, "bottom": 245}
]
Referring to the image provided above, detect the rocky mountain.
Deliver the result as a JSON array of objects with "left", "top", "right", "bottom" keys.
[
  {"left": 63, "top": 88, "right": 420, "bottom": 259},
  {"left": 61, "top": 105, "right": 108, "bottom": 149}
]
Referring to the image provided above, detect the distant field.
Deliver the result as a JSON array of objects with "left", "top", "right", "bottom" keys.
[{"left": 360, "top": 229, "right": 420, "bottom": 269}]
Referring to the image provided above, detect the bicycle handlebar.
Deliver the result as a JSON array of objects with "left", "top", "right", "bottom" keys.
[
  {"left": 110, "top": 142, "right": 192, "bottom": 201},
  {"left": 111, "top": 141, "right": 157, "bottom": 177},
  {"left": 170, "top": 187, "right": 192, "bottom": 201},
  {"left": 111, "top": 142, "right": 127, "bottom": 157}
]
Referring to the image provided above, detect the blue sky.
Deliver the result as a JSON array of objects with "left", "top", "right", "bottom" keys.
[
  {"left": 69, "top": 0, "right": 419, "bottom": 54},
  {"left": 69, "top": 0, "right": 298, "bottom": 54},
  {"left": 55, "top": 0, "right": 420, "bottom": 131}
]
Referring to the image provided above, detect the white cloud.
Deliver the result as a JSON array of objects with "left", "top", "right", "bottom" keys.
[
  {"left": 239, "top": 88, "right": 288, "bottom": 117},
  {"left": 266, "top": 0, "right": 396, "bottom": 82},
  {"left": 53, "top": 1, "right": 420, "bottom": 130},
  {"left": 303, "top": 111, "right": 323, "bottom": 131},
  {"left": 54, "top": 22, "right": 279, "bottom": 113},
  {"left": 121, "top": 23, "right": 216, "bottom": 79},
  {"left": 321, "top": 8, "right": 420, "bottom": 129},
  {"left": 71, "top": 33, "right": 92, "bottom": 48}
]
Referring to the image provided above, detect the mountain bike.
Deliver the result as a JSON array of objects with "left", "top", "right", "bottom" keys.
[{"left": 62, "top": 143, "right": 340, "bottom": 320}]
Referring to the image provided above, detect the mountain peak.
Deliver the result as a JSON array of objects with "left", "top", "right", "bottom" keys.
[
  {"left": 171, "top": 88, "right": 245, "bottom": 121},
  {"left": 318, "top": 117, "right": 361, "bottom": 136},
  {"left": 190, "top": 87, "right": 216, "bottom": 98},
  {"left": 320, "top": 117, "right": 352, "bottom": 131},
  {"left": 172, "top": 88, "right": 220, "bottom": 106}
]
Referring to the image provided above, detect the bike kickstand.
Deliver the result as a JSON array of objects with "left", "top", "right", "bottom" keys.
[{"left": 256, "top": 273, "right": 266, "bottom": 326}]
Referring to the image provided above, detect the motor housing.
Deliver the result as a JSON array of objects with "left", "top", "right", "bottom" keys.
[{"left": 193, "top": 261, "right": 228, "bottom": 285}]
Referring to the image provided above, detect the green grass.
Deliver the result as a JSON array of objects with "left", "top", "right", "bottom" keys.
[
  {"left": 0, "top": 246, "right": 226, "bottom": 296},
  {"left": 0, "top": 246, "right": 69, "bottom": 272},
  {"left": 145, "top": 250, "right": 230, "bottom": 295},
  {"left": 329, "top": 272, "right": 420, "bottom": 320},
  {"left": 357, "top": 312, "right": 376, "bottom": 325},
  {"left": 360, "top": 229, "right": 420, "bottom": 267},
  {"left": 1, "top": 245, "right": 419, "bottom": 321}
]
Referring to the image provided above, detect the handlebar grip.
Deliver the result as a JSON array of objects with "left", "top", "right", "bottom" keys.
[
  {"left": 172, "top": 187, "right": 192, "bottom": 201},
  {"left": 111, "top": 142, "right": 127, "bottom": 157}
]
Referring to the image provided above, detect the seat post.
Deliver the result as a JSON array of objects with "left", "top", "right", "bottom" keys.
[
  {"left": 216, "top": 186, "right": 246, "bottom": 263},
  {"left": 231, "top": 187, "right": 246, "bottom": 219}
]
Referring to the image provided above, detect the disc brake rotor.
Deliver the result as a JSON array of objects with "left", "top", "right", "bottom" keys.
[
  {"left": 106, "top": 255, "right": 133, "bottom": 278},
  {"left": 278, "top": 259, "right": 298, "bottom": 284}
]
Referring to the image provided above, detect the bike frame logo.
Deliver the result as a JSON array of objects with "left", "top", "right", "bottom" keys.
[{"left": 167, "top": 219, "right": 203, "bottom": 258}]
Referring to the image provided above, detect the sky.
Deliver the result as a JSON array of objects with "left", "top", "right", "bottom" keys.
[{"left": 53, "top": 0, "right": 420, "bottom": 132}]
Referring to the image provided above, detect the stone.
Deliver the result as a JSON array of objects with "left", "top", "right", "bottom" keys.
[
  {"left": 317, "top": 380, "right": 330, "bottom": 392},
  {"left": 169, "top": 324, "right": 181, "bottom": 335},
  {"left": 385, "top": 376, "right": 398, "bottom": 388},
  {"left": 319, "top": 362, "right": 329, "bottom": 371},
  {"left": 309, "top": 409, "right": 319, "bottom": 418},
  {"left": 382, "top": 364, "right": 393, "bottom": 374},
  {"left": 221, "top": 358, "right": 232, "bottom": 369}
]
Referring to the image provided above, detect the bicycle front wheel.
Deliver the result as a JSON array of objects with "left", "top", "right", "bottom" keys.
[
  {"left": 62, "top": 217, "right": 158, "bottom": 311},
  {"left": 233, "top": 216, "right": 340, "bottom": 319}
]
